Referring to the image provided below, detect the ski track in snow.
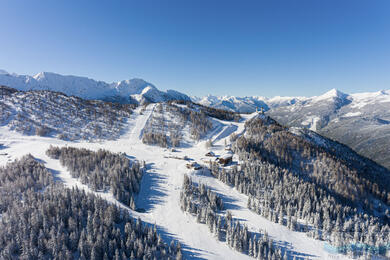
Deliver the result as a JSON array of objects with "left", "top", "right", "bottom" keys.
[{"left": 0, "top": 106, "right": 349, "bottom": 260}]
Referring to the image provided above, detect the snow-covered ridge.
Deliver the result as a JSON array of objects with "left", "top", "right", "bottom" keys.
[
  {"left": 0, "top": 70, "right": 190, "bottom": 104},
  {"left": 191, "top": 94, "right": 303, "bottom": 113},
  {"left": 192, "top": 88, "right": 390, "bottom": 113}
]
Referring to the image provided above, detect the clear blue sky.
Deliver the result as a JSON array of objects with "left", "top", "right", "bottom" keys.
[{"left": 1, "top": 0, "right": 389, "bottom": 97}]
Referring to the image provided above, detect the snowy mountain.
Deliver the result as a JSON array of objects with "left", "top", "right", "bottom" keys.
[
  {"left": 192, "top": 88, "right": 362, "bottom": 114},
  {"left": 267, "top": 88, "right": 390, "bottom": 169},
  {"left": 268, "top": 88, "right": 353, "bottom": 132},
  {"left": 191, "top": 94, "right": 306, "bottom": 113},
  {"left": 194, "top": 89, "right": 390, "bottom": 169},
  {"left": 0, "top": 70, "right": 190, "bottom": 104}
]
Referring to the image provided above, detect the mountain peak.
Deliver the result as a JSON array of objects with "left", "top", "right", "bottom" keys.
[
  {"left": 33, "top": 71, "right": 52, "bottom": 80},
  {"left": 315, "top": 88, "right": 348, "bottom": 101},
  {"left": 112, "top": 78, "right": 159, "bottom": 98}
]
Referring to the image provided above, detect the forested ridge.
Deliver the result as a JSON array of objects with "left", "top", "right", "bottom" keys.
[
  {"left": 208, "top": 115, "right": 390, "bottom": 258},
  {"left": 238, "top": 116, "right": 390, "bottom": 208}
]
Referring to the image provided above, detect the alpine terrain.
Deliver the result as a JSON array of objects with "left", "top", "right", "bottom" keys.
[
  {"left": 0, "top": 73, "right": 389, "bottom": 259},
  {"left": 193, "top": 89, "right": 390, "bottom": 170}
]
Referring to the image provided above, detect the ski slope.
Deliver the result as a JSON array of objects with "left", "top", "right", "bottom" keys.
[{"left": 0, "top": 105, "right": 350, "bottom": 260}]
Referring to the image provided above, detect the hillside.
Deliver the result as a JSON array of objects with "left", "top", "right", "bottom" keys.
[
  {"left": 227, "top": 115, "right": 390, "bottom": 256},
  {"left": 0, "top": 86, "right": 134, "bottom": 141}
]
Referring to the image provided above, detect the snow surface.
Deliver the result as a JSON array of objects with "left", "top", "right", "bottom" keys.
[
  {"left": 343, "top": 112, "right": 362, "bottom": 117},
  {"left": 302, "top": 116, "right": 321, "bottom": 131},
  {"left": 0, "top": 105, "right": 350, "bottom": 260},
  {"left": 349, "top": 90, "right": 390, "bottom": 109}
]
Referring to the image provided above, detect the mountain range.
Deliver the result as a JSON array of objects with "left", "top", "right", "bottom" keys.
[
  {"left": 1, "top": 69, "right": 389, "bottom": 169},
  {"left": 0, "top": 69, "right": 190, "bottom": 104},
  {"left": 193, "top": 89, "right": 390, "bottom": 169}
]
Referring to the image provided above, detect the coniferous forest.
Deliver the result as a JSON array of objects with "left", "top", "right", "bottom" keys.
[
  {"left": 46, "top": 146, "right": 144, "bottom": 209},
  {"left": 0, "top": 155, "right": 182, "bottom": 260}
]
